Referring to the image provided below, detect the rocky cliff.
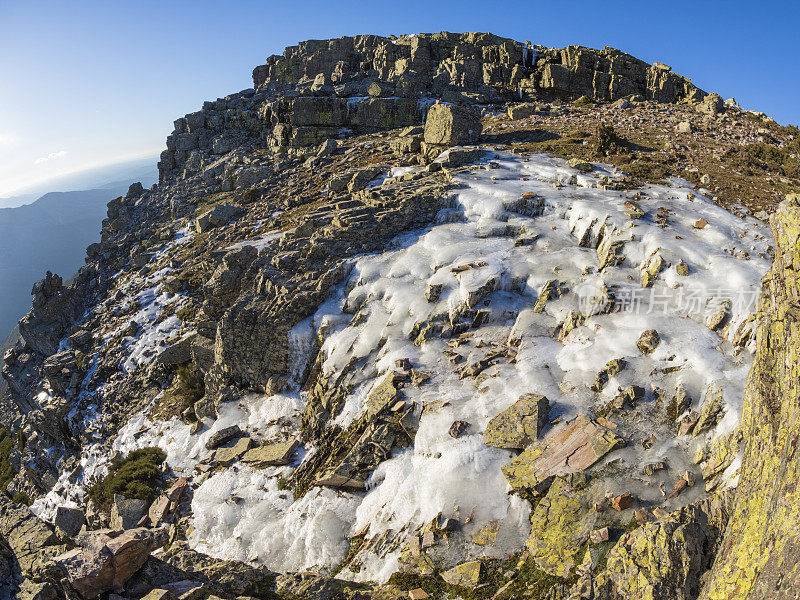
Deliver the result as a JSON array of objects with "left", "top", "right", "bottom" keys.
[
  {"left": 1, "top": 31, "right": 799, "bottom": 600},
  {"left": 697, "top": 199, "right": 800, "bottom": 599}
]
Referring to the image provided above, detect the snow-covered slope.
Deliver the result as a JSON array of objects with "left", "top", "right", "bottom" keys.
[{"left": 32, "top": 151, "right": 771, "bottom": 582}]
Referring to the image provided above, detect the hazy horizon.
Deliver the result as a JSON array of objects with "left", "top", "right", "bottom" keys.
[{"left": 0, "top": 153, "right": 159, "bottom": 202}]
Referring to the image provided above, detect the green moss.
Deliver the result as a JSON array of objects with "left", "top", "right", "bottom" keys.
[
  {"left": 0, "top": 428, "right": 16, "bottom": 493},
  {"left": 724, "top": 138, "right": 800, "bottom": 178},
  {"left": 387, "top": 556, "right": 566, "bottom": 600},
  {"left": 87, "top": 447, "right": 166, "bottom": 511},
  {"left": 11, "top": 492, "right": 31, "bottom": 506},
  {"left": 152, "top": 363, "right": 205, "bottom": 422}
]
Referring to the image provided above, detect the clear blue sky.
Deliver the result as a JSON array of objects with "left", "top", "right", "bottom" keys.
[{"left": 1, "top": 0, "right": 798, "bottom": 196}]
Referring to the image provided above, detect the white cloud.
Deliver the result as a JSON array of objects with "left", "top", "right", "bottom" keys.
[
  {"left": 34, "top": 150, "right": 68, "bottom": 165},
  {"left": 0, "top": 134, "right": 17, "bottom": 145}
]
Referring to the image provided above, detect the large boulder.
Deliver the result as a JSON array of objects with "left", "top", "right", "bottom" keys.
[
  {"left": 54, "top": 506, "right": 86, "bottom": 538},
  {"left": 110, "top": 495, "right": 149, "bottom": 530},
  {"left": 501, "top": 413, "right": 625, "bottom": 494},
  {"left": 56, "top": 527, "right": 167, "bottom": 599},
  {"left": 241, "top": 439, "right": 299, "bottom": 468},
  {"left": 595, "top": 491, "right": 734, "bottom": 600},
  {"left": 423, "top": 103, "right": 482, "bottom": 147},
  {"left": 194, "top": 204, "right": 245, "bottom": 233}
]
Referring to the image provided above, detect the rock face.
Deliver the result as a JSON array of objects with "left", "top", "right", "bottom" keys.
[
  {"left": 696, "top": 201, "right": 800, "bottom": 598},
  {"left": 0, "top": 495, "right": 63, "bottom": 587},
  {"left": 158, "top": 32, "right": 706, "bottom": 181},
  {"left": 593, "top": 491, "right": 735, "bottom": 600},
  {"left": 483, "top": 393, "right": 550, "bottom": 449},
  {"left": 502, "top": 413, "right": 625, "bottom": 493}
]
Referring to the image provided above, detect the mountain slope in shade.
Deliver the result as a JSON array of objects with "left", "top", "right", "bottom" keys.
[{"left": 0, "top": 187, "right": 125, "bottom": 341}]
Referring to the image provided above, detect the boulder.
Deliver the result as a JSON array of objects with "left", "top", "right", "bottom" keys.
[
  {"left": 696, "top": 92, "right": 724, "bottom": 116},
  {"left": 527, "top": 476, "right": 594, "bottom": 577},
  {"left": 110, "top": 495, "right": 148, "bottom": 530},
  {"left": 194, "top": 204, "right": 245, "bottom": 233},
  {"left": 423, "top": 104, "right": 482, "bottom": 147},
  {"left": 205, "top": 425, "right": 243, "bottom": 450},
  {"left": 502, "top": 413, "right": 625, "bottom": 493},
  {"left": 154, "top": 333, "right": 197, "bottom": 367},
  {"left": 347, "top": 167, "right": 383, "bottom": 193},
  {"left": 54, "top": 506, "right": 86, "bottom": 538},
  {"left": 56, "top": 528, "right": 166, "bottom": 599},
  {"left": 507, "top": 103, "right": 537, "bottom": 120},
  {"left": 440, "top": 560, "right": 482, "bottom": 588},
  {"left": 213, "top": 436, "right": 255, "bottom": 466},
  {"left": 637, "top": 329, "right": 661, "bottom": 354},
  {"left": 483, "top": 393, "right": 550, "bottom": 449},
  {"left": 241, "top": 439, "right": 299, "bottom": 468},
  {"left": 148, "top": 477, "right": 188, "bottom": 526},
  {"left": 434, "top": 147, "right": 483, "bottom": 167}
]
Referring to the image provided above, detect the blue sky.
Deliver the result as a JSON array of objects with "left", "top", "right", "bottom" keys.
[{"left": 1, "top": 0, "right": 798, "bottom": 196}]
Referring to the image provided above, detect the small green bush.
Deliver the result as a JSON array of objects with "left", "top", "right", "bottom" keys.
[
  {"left": 11, "top": 492, "right": 31, "bottom": 506},
  {"left": 0, "top": 428, "right": 16, "bottom": 492},
  {"left": 594, "top": 123, "right": 629, "bottom": 155},
  {"left": 87, "top": 447, "right": 166, "bottom": 511}
]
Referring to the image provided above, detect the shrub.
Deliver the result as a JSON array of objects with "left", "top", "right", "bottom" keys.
[
  {"left": 87, "top": 447, "right": 166, "bottom": 511},
  {"left": 0, "top": 428, "right": 16, "bottom": 493},
  {"left": 594, "top": 123, "right": 629, "bottom": 155},
  {"left": 11, "top": 492, "right": 31, "bottom": 506}
]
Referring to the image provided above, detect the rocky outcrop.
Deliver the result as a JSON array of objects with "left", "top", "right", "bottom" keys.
[
  {"left": 158, "top": 32, "right": 706, "bottom": 183},
  {"left": 537, "top": 46, "right": 702, "bottom": 103},
  {"left": 587, "top": 491, "right": 735, "bottom": 600},
  {"left": 208, "top": 171, "right": 451, "bottom": 398},
  {"left": 695, "top": 200, "right": 800, "bottom": 598},
  {"left": 56, "top": 527, "right": 167, "bottom": 599},
  {"left": 3, "top": 28, "right": 793, "bottom": 600}
]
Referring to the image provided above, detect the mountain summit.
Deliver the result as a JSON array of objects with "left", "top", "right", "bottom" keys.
[{"left": 1, "top": 32, "right": 798, "bottom": 600}]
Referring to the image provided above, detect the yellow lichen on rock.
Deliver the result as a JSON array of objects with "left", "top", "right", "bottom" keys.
[{"left": 699, "top": 200, "right": 800, "bottom": 599}]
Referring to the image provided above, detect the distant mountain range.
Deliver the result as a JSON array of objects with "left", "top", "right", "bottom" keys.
[
  {"left": 0, "top": 157, "right": 158, "bottom": 348},
  {"left": 0, "top": 155, "right": 158, "bottom": 209}
]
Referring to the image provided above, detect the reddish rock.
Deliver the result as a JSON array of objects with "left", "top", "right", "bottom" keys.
[{"left": 611, "top": 493, "right": 634, "bottom": 511}]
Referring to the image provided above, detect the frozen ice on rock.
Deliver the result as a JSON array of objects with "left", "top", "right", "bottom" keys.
[{"left": 57, "top": 151, "right": 769, "bottom": 582}]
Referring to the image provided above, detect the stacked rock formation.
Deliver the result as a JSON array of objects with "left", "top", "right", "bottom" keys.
[{"left": 158, "top": 32, "right": 705, "bottom": 182}]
